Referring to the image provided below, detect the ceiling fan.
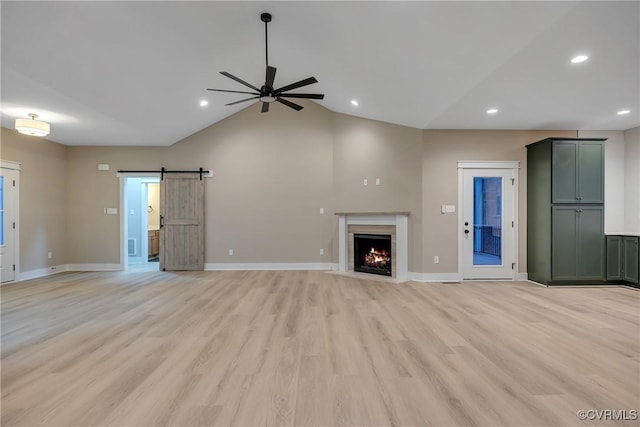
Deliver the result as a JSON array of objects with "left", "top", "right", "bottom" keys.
[{"left": 207, "top": 12, "right": 324, "bottom": 113}]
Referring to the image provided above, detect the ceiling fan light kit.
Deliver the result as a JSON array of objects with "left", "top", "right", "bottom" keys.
[{"left": 207, "top": 12, "right": 324, "bottom": 113}]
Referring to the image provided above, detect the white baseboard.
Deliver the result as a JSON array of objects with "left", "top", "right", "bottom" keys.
[
  {"left": 205, "top": 262, "right": 338, "bottom": 271},
  {"left": 11, "top": 263, "right": 123, "bottom": 283},
  {"left": 10, "top": 263, "right": 528, "bottom": 286},
  {"left": 66, "top": 263, "right": 122, "bottom": 271},
  {"left": 407, "top": 272, "right": 464, "bottom": 282},
  {"left": 408, "top": 272, "right": 529, "bottom": 282},
  {"left": 13, "top": 264, "right": 69, "bottom": 282}
]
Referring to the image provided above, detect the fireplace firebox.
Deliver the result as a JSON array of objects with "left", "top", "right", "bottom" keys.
[{"left": 354, "top": 233, "right": 392, "bottom": 276}]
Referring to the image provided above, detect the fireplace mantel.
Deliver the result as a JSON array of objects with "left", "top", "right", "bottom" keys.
[{"left": 336, "top": 212, "right": 409, "bottom": 281}]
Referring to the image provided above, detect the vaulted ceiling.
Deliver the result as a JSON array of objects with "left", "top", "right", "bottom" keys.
[{"left": 1, "top": 1, "right": 638, "bottom": 146}]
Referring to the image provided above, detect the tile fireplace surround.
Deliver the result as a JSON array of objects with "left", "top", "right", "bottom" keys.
[{"left": 335, "top": 212, "right": 409, "bottom": 281}]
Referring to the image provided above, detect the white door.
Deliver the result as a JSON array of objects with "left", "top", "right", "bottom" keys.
[
  {"left": 461, "top": 168, "right": 516, "bottom": 279},
  {"left": 1, "top": 166, "right": 19, "bottom": 283}
]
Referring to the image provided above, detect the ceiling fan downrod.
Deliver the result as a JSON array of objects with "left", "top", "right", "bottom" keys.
[{"left": 261, "top": 12, "right": 272, "bottom": 68}]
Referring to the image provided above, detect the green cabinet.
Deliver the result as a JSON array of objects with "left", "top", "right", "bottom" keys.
[
  {"left": 552, "top": 206, "right": 604, "bottom": 281},
  {"left": 606, "top": 235, "right": 623, "bottom": 281},
  {"left": 622, "top": 236, "right": 639, "bottom": 284},
  {"left": 606, "top": 235, "right": 640, "bottom": 285},
  {"left": 551, "top": 140, "right": 604, "bottom": 204},
  {"left": 527, "top": 137, "right": 606, "bottom": 285}
]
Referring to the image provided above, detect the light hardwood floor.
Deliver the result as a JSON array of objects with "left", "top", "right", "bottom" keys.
[{"left": 1, "top": 270, "right": 639, "bottom": 426}]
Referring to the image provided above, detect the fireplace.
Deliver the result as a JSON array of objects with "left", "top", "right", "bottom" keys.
[{"left": 354, "top": 234, "right": 392, "bottom": 276}]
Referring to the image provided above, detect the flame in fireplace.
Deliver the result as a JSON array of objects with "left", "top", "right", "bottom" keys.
[{"left": 364, "top": 247, "right": 390, "bottom": 268}]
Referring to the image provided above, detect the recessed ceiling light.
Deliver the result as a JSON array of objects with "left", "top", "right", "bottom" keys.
[
  {"left": 351, "top": 100, "right": 359, "bottom": 106},
  {"left": 617, "top": 109, "right": 630, "bottom": 115},
  {"left": 200, "top": 100, "right": 208, "bottom": 107},
  {"left": 571, "top": 55, "right": 589, "bottom": 64},
  {"left": 486, "top": 108, "right": 498, "bottom": 114}
]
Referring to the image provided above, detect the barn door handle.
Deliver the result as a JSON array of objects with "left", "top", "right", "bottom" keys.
[{"left": 160, "top": 215, "right": 164, "bottom": 229}]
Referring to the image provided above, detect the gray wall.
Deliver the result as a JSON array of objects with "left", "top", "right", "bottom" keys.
[
  {"left": 624, "top": 127, "right": 640, "bottom": 233},
  {"left": 1, "top": 127, "right": 68, "bottom": 271},
  {"left": 0, "top": 103, "right": 633, "bottom": 277}
]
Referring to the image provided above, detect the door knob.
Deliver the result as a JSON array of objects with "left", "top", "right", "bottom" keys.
[{"left": 464, "top": 229, "right": 470, "bottom": 234}]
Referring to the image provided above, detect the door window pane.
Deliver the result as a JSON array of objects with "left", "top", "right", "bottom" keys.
[{"left": 473, "top": 177, "right": 502, "bottom": 266}]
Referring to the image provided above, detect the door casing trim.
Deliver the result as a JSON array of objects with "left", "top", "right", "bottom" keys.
[{"left": 457, "top": 161, "right": 520, "bottom": 280}]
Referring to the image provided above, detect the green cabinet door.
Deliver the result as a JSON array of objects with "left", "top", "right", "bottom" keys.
[
  {"left": 578, "top": 206, "right": 604, "bottom": 280},
  {"left": 606, "top": 235, "right": 623, "bottom": 281},
  {"left": 552, "top": 206, "right": 579, "bottom": 280},
  {"left": 552, "top": 142, "right": 578, "bottom": 203},
  {"left": 551, "top": 140, "right": 604, "bottom": 204},
  {"left": 577, "top": 141, "right": 604, "bottom": 203},
  {"left": 623, "top": 236, "right": 639, "bottom": 284},
  {"left": 552, "top": 205, "right": 604, "bottom": 281}
]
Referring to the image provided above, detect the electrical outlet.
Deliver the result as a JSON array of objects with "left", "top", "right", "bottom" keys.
[
  {"left": 228, "top": 249, "right": 234, "bottom": 256},
  {"left": 320, "top": 249, "right": 324, "bottom": 256},
  {"left": 319, "top": 208, "right": 325, "bottom": 214},
  {"left": 363, "top": 179, "right": 368, "bottom": 186},
  {"left": 434, "top": 255, "right": 439, "bottom": 264},
  {"left": 375, "top": 178, "right": 381, "bottom": 186},
  {"left": 48, "top": 252, "right": 52, "bottom": 259}
]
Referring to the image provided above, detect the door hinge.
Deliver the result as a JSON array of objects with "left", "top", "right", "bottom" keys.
[
  {"left": 13, "top": 264, "right": 16, "bottom": 271},
  {"left": 511, "top": 178, "right": 515, "bottom": 186},
  {"left": 12, "top": 180, "right": 16, "bottom": 187},
  {"left": 511, "top": 221, "right": 514, "bottom": 228},
  {"left": 512, "top": 263, "right": 516, "bottom": 270},
  {"left": 12, "top": 222, "right": 15, "bottom": 229}
]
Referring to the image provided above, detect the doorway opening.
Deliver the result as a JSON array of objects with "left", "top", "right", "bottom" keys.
[
  {"left": 122, "top": 176, "right": 160, "bottom": 271},
  {"left": 1, "top": 161, "right": 20, "bottom": 283}
]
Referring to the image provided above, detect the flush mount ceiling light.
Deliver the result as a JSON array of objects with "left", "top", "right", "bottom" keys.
[
  {"left": 351, "top": 100, "right": 359, "bottom": 106},
  {"left": 486, "top": 108, "right": 498, "bottom": 114},
  {"left": 617, "top": 109, "right": 630, "bottom": 115},
  {"left": 199, "top": 100, "right": 209, "bottom": 107},
  {"left": 15, "top": 113, "right": 50, "bottom": 137},
  {"left": 571, "top": 55, "right": 589, "bottom": 63}
]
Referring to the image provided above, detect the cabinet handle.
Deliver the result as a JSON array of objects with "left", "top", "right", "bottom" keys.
[{"left": 160, "top": 215, "right": 164, "bottom": 229}]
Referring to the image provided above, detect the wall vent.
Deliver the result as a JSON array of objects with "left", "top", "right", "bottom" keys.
[{"left": 127, "top": 238, "right": 137, "bottom": 256}]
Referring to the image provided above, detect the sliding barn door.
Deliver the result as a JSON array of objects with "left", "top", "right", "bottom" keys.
[{"left": 160, "top": 173, "right": 204, "bottom": 270}]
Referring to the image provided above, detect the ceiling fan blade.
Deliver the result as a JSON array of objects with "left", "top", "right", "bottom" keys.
[
  {"left": 274, "top": 77, "right": 318, "bottom": 94},
  {"left": 261, "top": 102, "right": 270, "bottom": 113},
  {"left": 276, "top": 97, "right": 303, "bottom": 111},
  {"left": 265, "top": 66, "right": 277, "bottom": 88},
  {"left": 207, "top": 88, "right": 260, "bottom": 95},
  {"left": 278, "top": 93, "right": 324, "bottom": 100},
  {"left": 220, "top": 71, "right": 262, "bottom": 92},
  {"left": 225, "top": 96, "right": 260, "bottom": 106}
]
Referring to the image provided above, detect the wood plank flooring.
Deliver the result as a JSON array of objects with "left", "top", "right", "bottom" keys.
[{"left": 1, "top": 270, "right": 639, "bottom": 426}]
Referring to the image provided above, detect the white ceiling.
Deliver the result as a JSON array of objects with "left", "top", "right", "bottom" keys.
[{"left": 1, "top": 1, "right": 638, "bottom": 146}]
